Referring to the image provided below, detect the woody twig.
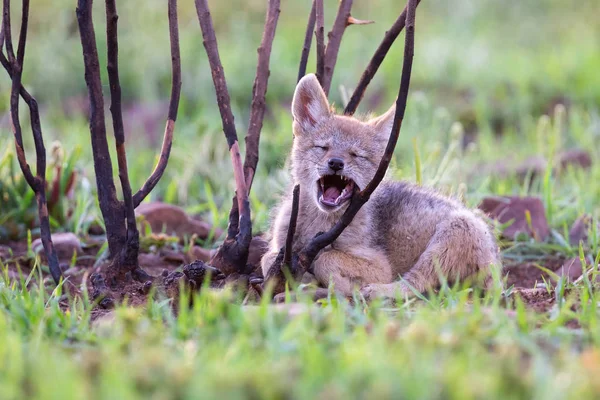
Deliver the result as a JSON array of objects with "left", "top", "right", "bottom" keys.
[
  {"left": 0, "top": 0, "right": 61, "bottom": 284},
  {"left": 195, "top": 0, "right": 280, "bottom": 275},
  {"left": 297, "top": 1, "right": 316, "bottom": 83},
  {"left": 76, "top": 0, "right": 181, "bottom": 290},
  {"left": 320, "top": 0, "right": 353, "bottom": 95},
  {"left": 344, "top": 0, "right": 421, "bottom": 115}
]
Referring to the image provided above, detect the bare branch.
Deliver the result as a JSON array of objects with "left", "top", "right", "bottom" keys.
[
  {"left": 105, "top": 0, "right": 138, "bottom": 266},
  {"left": 263, "top": 185, "right": 300, "bottom": 293},
  {"left": 3, "top": 0, "right": 34, "bottom": 189},
  {"left": 194, "top": 0, "right": 252, "bottom": 274},
  {"left": 293, "top": 0, "right": 418, "bottom": 282},
  {"left": 132, "top": 0, "right": 182, "bottom": 207},
  {"left": 0, "top": 0, "right": 61, "bottom": 283},
  {"left": 283, "top": 185, "right": 300, "bottom": 267},
  {"left": 194, "top": 0, "right": 248, "bottom": 220},
  {"left": 2, "top": 0, "right": 14, "bottom": 64},
  {"left": 321, "top": 0, "right": 353, "bottom": 95},
  {"left": 297, "top": 0, "right": 316, "bottom": 83},
  {"left": 314, "top": 0, "right": 325, "bottom": 85},
  {"left": 346, "top": 16, "right": 374, "bottom": 26},
  {"left": 344, "top": 0, "right": 421, "bottom": 115},
  {"left": 243, "top": 0, "right": 280, "bottom": 192},
  {"left": 76, "top": 0, "right": 125, "bottom": 257}
]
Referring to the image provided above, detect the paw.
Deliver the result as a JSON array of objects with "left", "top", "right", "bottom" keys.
[
  {"left": 360, "top": 283, "right": 412, "bottom": 302},
  {"left": 360, "top": 284, "right": 391, "bottom": 301}
]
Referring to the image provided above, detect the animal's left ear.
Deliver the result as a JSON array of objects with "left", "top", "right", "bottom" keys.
[{"left": 367, "top": 103, "right": 396, "bottom": 140}]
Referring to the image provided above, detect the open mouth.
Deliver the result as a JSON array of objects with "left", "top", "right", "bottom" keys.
[{"left": 317, "top": 174, "right": 356, "bottom": 209}]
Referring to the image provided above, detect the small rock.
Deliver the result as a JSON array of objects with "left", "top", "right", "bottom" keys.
[
  {"left": 555, "top": 258, "right": 584, "bottom": 282},
  {"left": 136, "top": 202, "right": 222, "bottom": 241},
  {"left": 555, "top": 257, "right": 600, "bottom": 283},
  {"left": 138, "top": 253, "right": 168, "bottom": 268},
  {"left": 557, "top": 148, "right": 592, "bottom": 172},
  {"left": 569, "top": 214, "right": 598, "bottom": 245},
  {"left": 188, "top": 246, "right": 211, "bottom": 263},
  {"left": 479, "top": 196, "right": 549, "bottom": 241},
  {"left": 32, "top": 232, "right": 82, "bottom": 261},
  {"left": 161, "top": 249, "right": 186, "bottom": 263}
]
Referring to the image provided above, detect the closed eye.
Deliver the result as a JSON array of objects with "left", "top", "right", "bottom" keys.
[
  {"left": 314, "top": 145, "right": 329, "bottom": 151},
  {"left": 350, "top": 151, "right": 367, "bottom": 159}
]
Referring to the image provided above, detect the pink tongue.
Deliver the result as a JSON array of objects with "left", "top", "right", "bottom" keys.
[{"left": 323, "top": 186, "right": 341, "bottom": 202}]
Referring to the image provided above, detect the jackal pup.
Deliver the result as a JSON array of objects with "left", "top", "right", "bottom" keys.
[{"left": 261, "top": 74, "right": 500, "bottom": 299}]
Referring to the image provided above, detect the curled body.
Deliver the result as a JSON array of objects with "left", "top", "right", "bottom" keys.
[{"left": 261, "top": 74, "right": 500, "bottom": 299}]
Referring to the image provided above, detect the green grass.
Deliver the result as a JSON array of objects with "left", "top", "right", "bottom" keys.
[
  {"left": 2, "top": 269, "right": 600, "bottom": 399},
  {"left": 1, "top": 0, "right": 600, "bottom": 397}
]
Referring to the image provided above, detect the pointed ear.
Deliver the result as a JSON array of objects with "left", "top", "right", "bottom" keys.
[
  {"left": 368, "top": 103, "right": 396, "bottom": 139},
  {"left": 292, "top": 74, "right": 330, "bottom": 133}
]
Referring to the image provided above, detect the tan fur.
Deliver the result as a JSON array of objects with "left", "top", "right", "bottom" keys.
[{"left": 261, "top": 74, "right": 501, "bottom": 299}]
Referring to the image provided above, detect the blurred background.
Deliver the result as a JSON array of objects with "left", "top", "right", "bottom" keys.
[{"left": 1, "top": 0, "right": 599, "bottom": 240}]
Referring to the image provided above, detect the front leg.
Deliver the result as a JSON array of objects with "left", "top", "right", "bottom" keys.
[
  {"left": 360, "top": 282, "right": 413, "bottom": 301},
  {"left": 261, "top": 250, "right": 281, "bottom": 279},
  {"left": 313, "top": 248, "right": 393, "bottom": 296}
]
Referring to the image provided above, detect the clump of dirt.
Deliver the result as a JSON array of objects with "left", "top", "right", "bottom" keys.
[
  {"left": 510, "top": 288, "right": 556, "bottom": 313},
  {"left": 504, "top": 257, "right": 565, "bottom": 289}
]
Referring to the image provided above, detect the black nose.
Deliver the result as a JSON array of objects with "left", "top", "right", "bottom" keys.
[{"left": 328, "top": 157, "right": 344, "bottom": 171}]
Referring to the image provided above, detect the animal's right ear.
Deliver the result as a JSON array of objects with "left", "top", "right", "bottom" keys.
[
  {"left": 292, "top": 74, "right": 330, "bottom": 134},
  {"left": 367, "top": 103, "right": 396, "bottom": 141}
]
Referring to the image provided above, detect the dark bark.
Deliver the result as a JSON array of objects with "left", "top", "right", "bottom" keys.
[
  {"left": 1, "top": 0, "right": 61, "bottom": 284},
  {"left": 314, "top": 0, "right": 325, "bottom": 85},
  {"left": 320, "top": 0, "right": 353, "bottom": 95},
  {"left": 195, "top": 0, "right": 279, "bottom": 276},
  {"left": 76, "top": 0, "right": 125, "bottom": 259},
  {"left": 344, "top": 0, "right": 422, "bottom": 115},
  {"left": 243, "top": 0, "right": 280, "bottom": 192},
  {"left": 194, "top": 0, "right": 251, "bottom": 275},
  {"left": 297, "top": 1, "right": 316, "bottom": 83},
  {"left": 132, "top": 0, "right": 182, "bottom": 207},
  {"left": 76, "top": 0, "right": 181, "bottom": 285},
  {"left": 105, "top": 0, "right": 138, "bottom": 268},
  {"left": 283, "top": 185, "right": 300, "bottom": 267}
]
